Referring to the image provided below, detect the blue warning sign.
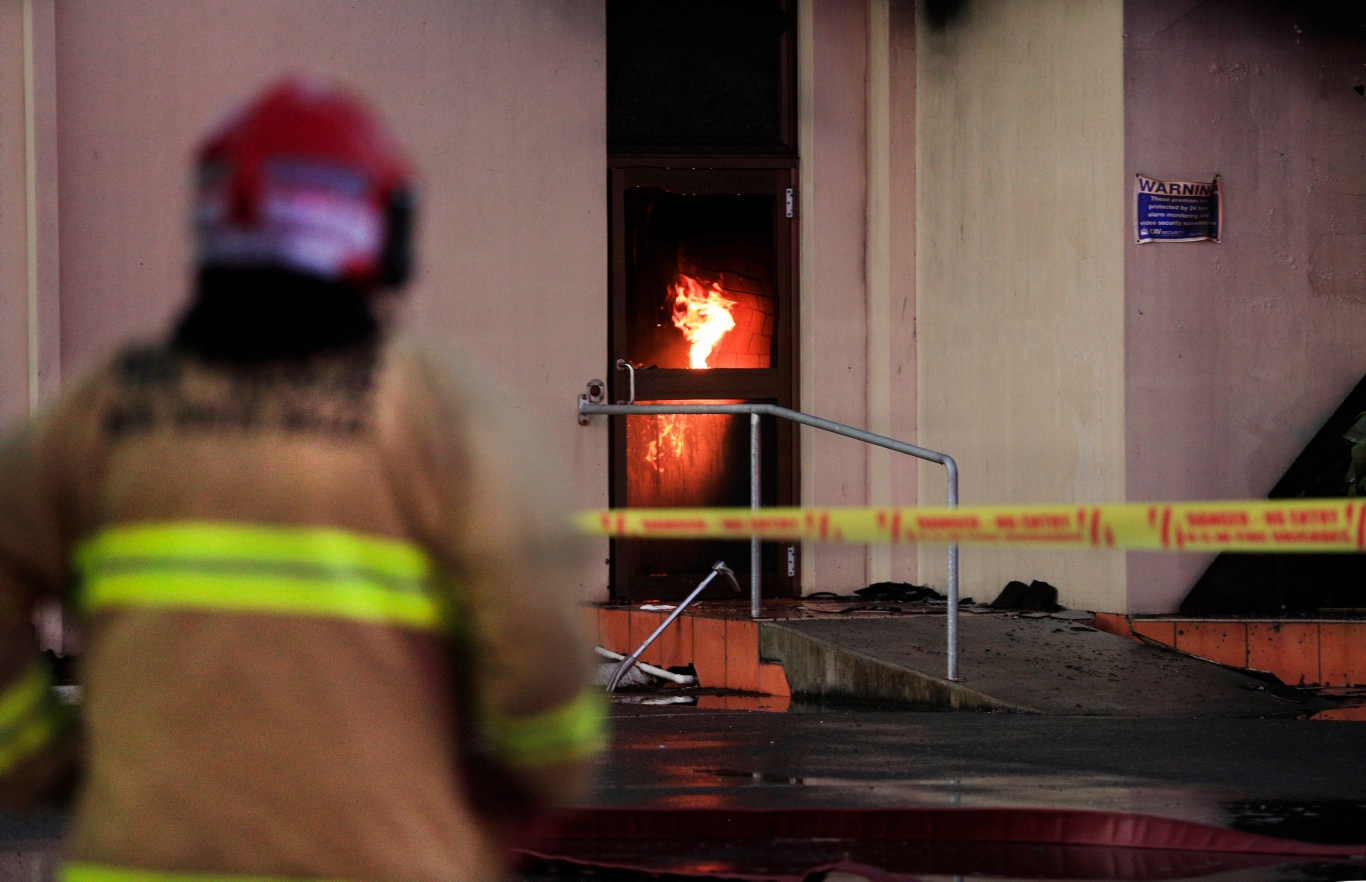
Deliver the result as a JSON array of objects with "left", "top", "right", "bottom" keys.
[{"left": 1135, "top": 174, "right": 1221, "bottom": 243}]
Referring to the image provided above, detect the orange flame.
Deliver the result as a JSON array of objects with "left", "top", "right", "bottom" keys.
[
  {"left": 644, "top": 414, "right": 687, "bottom": 468},
  {"left": 627, "top": 405, "right": 742, "bottom": 488},
  {"left": 670, "top": 275, "right": 736, "bottom": 369}
]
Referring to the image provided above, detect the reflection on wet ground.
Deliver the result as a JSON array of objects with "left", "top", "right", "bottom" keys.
[
  {"left": 514, "top": 701, "right": 1366, "bottom": 881},
  {"left": 606, "top": 675, "right": 1366, "bottom": 720},
  {"left": 1223, "top": 799, "right": 1366, "bottom": 845},
  {"left": 6, "top": 693, "right": 1364, "bottom": 882}
]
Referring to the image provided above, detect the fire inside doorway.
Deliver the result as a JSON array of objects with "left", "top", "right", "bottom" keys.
[{"left": 608, "top": 168, "right": 797, "bottom": 601}]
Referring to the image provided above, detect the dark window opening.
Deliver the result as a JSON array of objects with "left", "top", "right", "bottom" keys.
[{"left": 607, "top": 0, "right": 796, "bottom": 154}]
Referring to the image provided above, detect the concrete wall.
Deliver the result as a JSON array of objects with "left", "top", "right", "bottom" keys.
[
  {"left": 915, "top": 1, "right": 1128, "bottom": 612},
  {"left": 1123, "top": 0, "right": 1366, "bottom": 612},
  {"left": 798, "top": 1, "right": 872, "bottom": 594},
  {"left": 0, "top": 0, "right": 31, "bottom": 429},
  {"left": 0, "top": 0, "right": 60, "bottom": 427},
  {"left": 9, "top": 0, "right": 610, "bottom": 600},
  {"left": 16, "top": 1, "right": 1355, "bottom": 614},
  {"left": 882, "top": 0, "right": 922, "bottom": 588},
  {"left": 797, "top": 0, "right": 922, "bottom": 598}
]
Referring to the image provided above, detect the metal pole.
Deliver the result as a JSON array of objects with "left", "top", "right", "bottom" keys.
[
  {"left": 606, "top": 561, "right": 736, "bottom": 691},
  {"left": 581, "top": 402, "right": 949, "bottom": 465},
  {"left": 750, "top": 412, "right": 762, "bottom": 618},
  {"left": 944, "top": 456, "right": 961, "bottom": 682}
]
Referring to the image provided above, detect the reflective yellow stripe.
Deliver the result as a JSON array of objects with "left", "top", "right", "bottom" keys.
[
  {"left": 0, "top": 661, "right": 67, "bottom": 775},
  {"left": 486, "top": 687, "right": 607, "bottom": 767},
  {"left": 74, "top": 523, "right": 450, "bottom": 632},
  {"left": 61, "top": 864, "right": 351, "bottom": 882}
]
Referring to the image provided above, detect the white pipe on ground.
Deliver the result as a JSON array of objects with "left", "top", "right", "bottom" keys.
[{"left": 595, "top": 646, "right": 696, "bottom": 686}]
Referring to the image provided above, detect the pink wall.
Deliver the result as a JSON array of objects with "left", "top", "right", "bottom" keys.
[
  {"left": 796, "top": 0, "right": 921, "bottom": 593},
  {"left": 1124, "top": 0, "right": 1366, "bottom": 611},
  {"left": 0, "top": 0, "right": 60, "bottom": 428},
  {"left": 18, "top": 2, "right": 1358, "bottom": 612},
  {"left": 33, "top": 1, "right": 610, "bottom": 599},
  {"left": 0, "top": 0, "right": 31, "bottom": 430},
  {"left": 798, "top": 0, "right": 875, "bottom": 589},
  {"left": 913, "top": 1, "right": 1127, "bottom": 612}
]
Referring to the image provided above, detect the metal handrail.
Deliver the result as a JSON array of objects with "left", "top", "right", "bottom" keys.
[{"left": 577, "top": 395, "right": 964, "bottom": 682}]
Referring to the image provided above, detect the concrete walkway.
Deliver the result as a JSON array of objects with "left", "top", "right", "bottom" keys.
[{"left": 760, "top": 610, "right": 1335, "bottom": 717}]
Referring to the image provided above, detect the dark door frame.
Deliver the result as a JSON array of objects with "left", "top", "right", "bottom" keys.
[{"left": 606, "top": 159, "right": 800, "bottom": 601}]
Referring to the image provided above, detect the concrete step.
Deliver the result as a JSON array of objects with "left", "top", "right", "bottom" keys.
[
  {"left": 762, "top": 614, "right": 1324, "bottom": 716},
  {"left": 591, "top": 602, "right": 1362, "bottom": 717}
]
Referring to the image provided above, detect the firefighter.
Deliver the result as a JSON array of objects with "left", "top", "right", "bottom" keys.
[{"left": 0, "top": 77, "right": 604, "bottom": 881}]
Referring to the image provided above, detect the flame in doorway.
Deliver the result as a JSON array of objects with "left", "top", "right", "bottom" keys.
[
  {"left": 670, "top": 274, "right": 736, "bottom": 369},
  {"left": 645, "top": 414, "right": 688, "bottom": 468},
  {"left": 627, "top": 404, "right": 742, "bottom": 502}
]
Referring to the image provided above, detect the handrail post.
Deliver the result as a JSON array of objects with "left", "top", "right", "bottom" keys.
[
  {"left": 944, "top": 455, "right": 961, "bottom": 682},
  {"left": 750, "top": 412, "right": 762, "bottom": 618}
]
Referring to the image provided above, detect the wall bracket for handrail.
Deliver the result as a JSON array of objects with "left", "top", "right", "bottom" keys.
[{"left": 578, "top": 394, "right": 963, "bottom": 682}]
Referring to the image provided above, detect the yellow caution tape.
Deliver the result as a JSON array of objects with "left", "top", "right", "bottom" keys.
[{"left": 574, "top": 499, "right": 1366, "bottom": 552}]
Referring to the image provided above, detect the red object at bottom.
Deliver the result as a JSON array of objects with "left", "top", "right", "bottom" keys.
[{"left": 515, "top": 806, "right": 1366, "bottom": 881}]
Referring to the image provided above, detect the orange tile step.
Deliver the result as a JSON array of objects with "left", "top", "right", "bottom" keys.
[
  {"left": 1093, "top": 613, "right": 1366, "bottom": 688},
  {"left": 593, "top": 605, "right": 790, "bottom": 698}
]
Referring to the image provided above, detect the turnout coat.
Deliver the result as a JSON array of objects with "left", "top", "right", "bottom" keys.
[{"left": 0, "top": 339, "right": 603, "bottom": 881}]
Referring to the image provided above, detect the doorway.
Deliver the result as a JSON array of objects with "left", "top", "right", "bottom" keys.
[
  {"left": 606, "top": 1, "right": 798, "bottom": 601},
  {"left": 608, "top": 166, "right": 797, "bottom": 599}
]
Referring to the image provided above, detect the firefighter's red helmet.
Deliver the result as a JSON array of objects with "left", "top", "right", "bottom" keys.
[{"left": 194, "top": 76, "right": 415, "bottom": 288}]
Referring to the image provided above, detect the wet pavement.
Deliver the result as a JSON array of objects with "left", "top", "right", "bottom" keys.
[
  {"left": 513, "top": 701, "right": 1366, "bottom": 880},
  {"left": 5, "top": 701, "right": 1365, "bottom": 881},
  {"left": 5, "top": 607, "right": 1365, "bottom": 881},
  {"left": 585, "top": 703, "right": 1366, "bottom": 821}
]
